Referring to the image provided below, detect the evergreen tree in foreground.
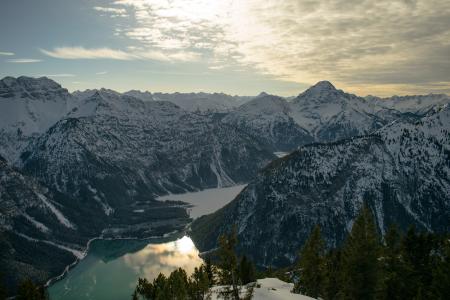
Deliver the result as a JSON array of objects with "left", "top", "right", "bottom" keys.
[
  {"left": 380, "top": 224, "right": 408, "bottom": 300},
  {"left": 238, "top": 255, "right": 256, "bottom": 285},
  {"left": 188, "top": 266, "right": 210, "bottom": 300},
  {"left": 340, "top": 204, "right": 381, "bottom": 300},
  {"left": 293, "top": 225, "right": 325, "bottom": 298},
  {"left": 217, "top": 227, "right": 240, "bottom": 300},
  {"left": 204, "top": 257, "right": 216, "bottom": 287},
  {"left": 430, "top": 236, "right": 450, "bottom": 299},
  {"left": 322, "top": 248, "right": 342, "bottom": 300},
  {"left": 133, "top": 230, "right": 257, "bottom": 299}
]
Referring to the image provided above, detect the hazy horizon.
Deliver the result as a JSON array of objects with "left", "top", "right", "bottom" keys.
[{"left": 1, "top": 0, "right": 449, "bottom": 96}]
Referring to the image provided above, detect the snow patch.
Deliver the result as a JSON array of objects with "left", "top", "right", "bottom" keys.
[
  {"left": 23, "top": 213, "right": 50, "bottom": 233},
  {"left": 211, "top": 278, "right": 315, "bottom": 300},
  {"left": 37, "top": 193, "right": 75, "bottom": 229}
]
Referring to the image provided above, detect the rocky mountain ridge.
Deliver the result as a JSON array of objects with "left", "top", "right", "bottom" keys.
[{"left": 191, "top": 104, "right": 450, "bottom": 267}]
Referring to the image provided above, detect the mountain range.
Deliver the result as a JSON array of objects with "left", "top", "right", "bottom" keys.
[
  {"left": 0, "top": 75, "right": 449, "bottom": 293},
  {"left": 191, "top": 104, "right": 450, "bottom": 267}
]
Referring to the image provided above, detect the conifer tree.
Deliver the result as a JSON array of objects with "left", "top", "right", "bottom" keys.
[
  {"left": 293, "top": 225, "right": 325, "bottom": 298},
  {"left": 430, "top": 236, "right": 450, "bottom": 299},
  {"left": 204, "top": 257, "right": 216, "bottom": 287},
  {"left": 322, "top": 248, "right": 342, "bottom": 300},
  {"left": 380, "top": 224, "right": 408, "bottom": 300},
  {"left": 401, "top": 226, "right": 434, "bottom": 299},
  {"left": 238, "top": 255, "right": 256, "bottom": 285},
  {"left": 217, "top": 227, "right": 240, "bottom": 300},
  {"left": 152, "top": 273, "right": 170, "bottom": 300},
  {"left": 168, "top": 268, "right": 189, "bottom": 299},
  {"left": 341, "top": 204, "right": 381, "bottom": 300},
  {"left": 188, "top": 265, "right": 210, "bottom": 300}
]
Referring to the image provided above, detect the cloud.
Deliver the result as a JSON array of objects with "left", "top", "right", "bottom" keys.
[
  {"left": 93, "top": 6, "right": 128, "bottom": 17},
  {"left": 110, "top": 0, "right": 450, "bottom": 95},
  {"left": 96, "top": 71, "right": 108, "bottom": 75},
  {"left": 40, "top": 46, "right": 200, "bottom": 62},
  {"left": 7, "top": 58, "right": 42, "bottom": 63},
  {"left": 40, "top": 47, "right": 135, "bottom": 60},
  {"left": 0, "top": 51, "right": 14, "bottom": 56}
]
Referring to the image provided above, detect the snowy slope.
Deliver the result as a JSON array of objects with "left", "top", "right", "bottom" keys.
[
  {"left": 19, "top": 91, "right": 275, "bottom": 218},
  {"left": 191, "top": 105, "right": 450, "bottom": 267},
  {"left": 211, "top": 278, "right": 315, "bottom": 300},
  {"left": 222, "top": 94, "right": 313, "bottom": 151},
  {"left": 289, "top": 81, "right": 384, "bottom": 142},
  {"left": 123, "top": 90, "right": 154, "bottom": 102},
  {"left": 221, "top": 81, "right": 438, "bottom": 150},
  {"left": 371, "top": 94, "right": 450, "bottom": 114},
  {"left": 0, "top": 155, "right": 85, "bottom": 291},
  {"left": 0, "top": 76, "right": 80, "bottom": 162},
  {"left": 151, "top": 92, "right": 252, "bottom": 112}
]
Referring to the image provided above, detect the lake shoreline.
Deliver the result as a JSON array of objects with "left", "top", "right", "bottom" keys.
[
  {"left": 44, "top": 229, "right": 186, "bottom": 288},
  {"left": 46, "top": 183, "right": 247, "bottom": 296}
]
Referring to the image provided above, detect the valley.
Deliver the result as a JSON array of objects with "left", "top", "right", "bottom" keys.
[{"left": 0, "top": 76, "right": 449, "bottom": 298}]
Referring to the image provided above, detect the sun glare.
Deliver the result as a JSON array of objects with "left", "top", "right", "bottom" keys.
[{"left": 175, "top": 236, "right": 195, "bottom": 254}]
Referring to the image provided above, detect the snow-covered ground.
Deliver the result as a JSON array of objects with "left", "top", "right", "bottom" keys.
[
  {"left": 157, "top": 184, "right": 246, "bottom": 219},
  {"left": 274, "top": 152, "right": 289, "bottom": 158},
  {"left": 211, "top": 278, "right": 315, "bottom": 300}
]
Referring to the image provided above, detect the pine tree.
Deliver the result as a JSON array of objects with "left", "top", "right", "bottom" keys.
[
  {"left": 401, "top": 226, "right": 435, "bottom": 299},
  {"left": 188, "top": 265, "right": 210, "bottom": 300},
  {"left": 322, "top": 248, "right": 342, "bottom": 300},
  {"left": 168, "top": 268, "right": 189, "bottom": 300},
  {"left": 204, "top": 257, "right": 216, "bottom": 287},
  {"left": 238, "top": 255, "right": 256, "bottom": 285},
  {"left": 430, "top": 236, "right": 450, "bottom": 299},
  {"left": 340, "top": 204, "right": 381, "bottom": 300},
  {"left": 380, "top": 224, "right": 409, "bottom": 300},
  {"left": 293, "top": 225, "right": 325, "bottom": 298},
  {"left": 218, "top": 227, "right": 240, "bottom": 300},
  {"left": 153, "top": 273, "right": 170, "bottom": 300},
  {"left": 135, "top": 277, "right": 155, "bottom": 299}
]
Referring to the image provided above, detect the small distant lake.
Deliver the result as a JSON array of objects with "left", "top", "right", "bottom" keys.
[
  {"left": 49, "top": 236, "right": 203, "bottom": 300},
  {"left": 157, "top": 184, "right": 246, "bottom": 219},
  {"left": 49, "top": 184, "right": 246, "bottom": 300}
]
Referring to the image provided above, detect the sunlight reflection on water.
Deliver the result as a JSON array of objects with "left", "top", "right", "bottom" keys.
[
  {"left": 123, "top": 236, "right": 202, "bottom": 280},
  {"left": 49, "top": 236, "right": 203, "bottom": 300}
]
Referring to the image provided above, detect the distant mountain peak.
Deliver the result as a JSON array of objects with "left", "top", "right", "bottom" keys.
[
  {"left": 0, "top": 76, "right": 61, "bottom": 90},
  {"left": 294, "top": 80, "right": 344, "bottom": 103},
  {"left": 257, "top": 92, "right": 269, "bottom": 97},
  {"left": 308, "top": 80, "right": 336, "bottom": 92}
]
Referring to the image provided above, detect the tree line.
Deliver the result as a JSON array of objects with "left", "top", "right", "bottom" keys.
[
  {"left": 132, "top": 205, "right": 450, "bottom": 299},
  {"left": 2, "top": 205, "right": 448, "bottom": 300},
  {"left": 293, "top": 205, "right": 450, "bottom": 300}
]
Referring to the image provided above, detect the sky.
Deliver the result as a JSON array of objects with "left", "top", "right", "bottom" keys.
[{"left": 0, "top": 0, "right": 449, "bottom": 96}]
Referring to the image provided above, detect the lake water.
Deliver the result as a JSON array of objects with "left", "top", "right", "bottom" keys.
[
  {"left": 157, "top": 184, "right": 246, "bottom": 219},
  {"left": 49, "top": 185, "right": 246, "bottom": 300},
  {"left": 49, "top": 236, "right": 203, "bottom": 300}
]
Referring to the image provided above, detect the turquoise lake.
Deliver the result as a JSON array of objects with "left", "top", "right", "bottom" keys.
[{"left": 48, "top": 236, "right": 203, "bottom": 300}]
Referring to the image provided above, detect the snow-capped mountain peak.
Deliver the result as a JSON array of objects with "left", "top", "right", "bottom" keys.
[
  {"left": 308, "top": 80, "right": 336, "bottom": 91},
  {"left": 0, "top": 76, "right": 79, "bottom": 162}
]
